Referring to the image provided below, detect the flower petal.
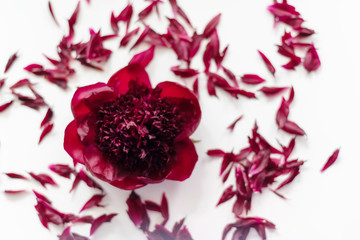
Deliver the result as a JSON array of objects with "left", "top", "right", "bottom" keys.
[
  {"left": 71, "top": 83, "right": 115, "bottom": 121},
  {"left": 167, "top": 138, "right": 198, "bottom": 181},
  {"left": 107, "top": 64, "right": 151, "bottom": 96},
  {"left": 64, "top": 120, "right": 86, "bottom": 165},
  {"left": 83, "top": 145, "right": 146, "bottom": 190},
  {"left": 156, "top": 81, "right": 201, "bottom": 140}
]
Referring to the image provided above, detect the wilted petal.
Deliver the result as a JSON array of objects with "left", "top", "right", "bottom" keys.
[
  {"left": 49, "top": 164, "right": 74, "bottom": 179},
  {"left": 39, "top": 123, "right": 54, "bottom": 144},
  {"left": 217, "top": 185, "right": 236, "bottom": 206}
]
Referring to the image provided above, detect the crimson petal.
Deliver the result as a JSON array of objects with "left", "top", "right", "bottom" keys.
[
  {"left": 321, "top": 148, "right": 340, "bottom": 172},
  {"left": 258, "top": 50, "right": 275, "bottom": 76},
  {"left": 49, "top": 164, "right": 74, "bottom": 178},
  {"left": 64, "top": 120, "right": 86, "bottom": 165},
  {"left": 29, "top": 172, "right": 58, "bottom": 188},
  {"left": 241, "top": 74, "right": 266, "bottom": 85},
  {"left": 108, "top": 64, "right": 151, "bottom": 96},
  {"left": 304, "top": 45, "right": 321, "bottom": 72},
  {"left": 156, "top": 81, "right": 201, "bottom": 140},
  {"left": 4, "top": 52, "right": 18, "bottom": 73},
  {"left": 80, "top": 194, "right": 105, "bottom": 212},
  {"left": 167, "top": 138, "right": 198, "bottom": 181},
  {"left": 281, "top": 120, "right": 305, "bottom": 136},
  {"left": 129, "top": 45, "right": 155, "bottom": 68},
  {"left": 0, "top": 101, "right": 14, "bottom": 112},
  {"left": 203, "top": 13, "right": 221, "bottom": 38},
  {"left": 90, "top": 213, "right": 117, "bottom": 236},
  {"left": 71, "top": 83, "right": 115, "bottom": 121},
  {"left": 126, "top": 191, "right": 150, "bottom": 232}
]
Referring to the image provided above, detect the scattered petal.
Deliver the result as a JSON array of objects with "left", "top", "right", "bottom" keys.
[
  {"left": 304, "top": 45, "right": 321, "bottom": 72},
  {"left": 80, "top": 194, "right": 105, "bottom": 212},
  {"left": 258, "top": 50, "right": 275, "bottom": 76},
  {"left": 5, "top": 172, "right": 28, "bottom": 180},
  {"left": 0, "top": 101, "right": 14, "bottom": 112},
  {"left": 241, "top": 74, "right": 266, "bottom": 85},
  {"left": 90, "top": 213, "right": 117, "bottom": 235},
  {"left": 203, "top": 13, "right": 221, "bottom": 38},
  {"left": 4, "top": 52, "right": 18, "bottom": 73},
  {"left": 29, "top": 172, "right": 58, "bottom": 188},
  {"left": 39, "top": 123, "right": 54, "bottom": 144},
  {"left": 259, "top": 86, "right": 289, "bottom": 96},
  {"left": 227, "top": 114, "right": 243, "bottom": 131},
  {"left": 321, "top": 148, "right": 340, "bottom": 172},
  {"left": 49, "top": 164, "right": 74, "bottom": 178}
]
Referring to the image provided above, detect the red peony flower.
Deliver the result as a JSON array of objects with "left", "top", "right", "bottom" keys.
[{"left": 64, "top": 64, "right": 201, "bottom": 190}]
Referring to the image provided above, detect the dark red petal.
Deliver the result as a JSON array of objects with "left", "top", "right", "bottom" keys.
[
  {"left": 24, "top": 64, "right": 45, "bottom": 75},
  {"left": 160, "top": 193, "right": 169, "bottom": 225},
  {"left": 129, "top": 45, "right": 155, "bottom": 68},
  {"left": 80, "top": 194, "right": 105, "bottom": 212},
  {"left": 276, "top": 98, "right": 289, "bottom": 128},
  {"left": 33, "top": 190, "right": 52, "bottom": 204},
  {"left": 90, "top": 213, "right": 117, "bottom": 236},
  {"left": 110, "top": 12, "right": 119, "bottom": 34},
  {"left": 71, "top": 83, "right": 115, "bottom": 121},
  {"left": 241, "top": 74, "right": 266, "bottom": 85},
  {"left": 259, "top": 86, "right": 289, "bottom": 96},
  {"left": 71, "top": 215, "right": 94, "bottom": 224},
  {"left": 39, "top": 123, "right": 54, "bottom": 144},
  {"left": 203, "top": 13, "right": 221, "bottom": 38},
  {"left": 217, "top": 185, "right": 236, "bottom": 206},
  {"left": 156, "top": 81, "right": 201, "bottom": 140},
  {"left": 207, "top": 149, "right": 226, "bottom": 158},
  {"left": 281, "top": 120, "right": 305, "bottom": 136},
  {"left": 29, "top": 172, "right": 58, "bottom": 188},
  {"left": 120, "top": 27, "right": 140, "bottom": 47},
  {"left": 138, "top": 2, "right": 155, "bottom": 21},
  {"left": 0, "top": 101, "right": 14, "bottom": 112},
  {"left": 40, "top": 108, "right": 53, "bottom": 127},
  {"left": 49, "top": 164, "right": 74, "bottom": 178},
  {"left": 131, "top": 26, "right": 150, "bottom": 50},
  {"left": 167, "top": 138, "right": 198, "bottom": 181},
  {"left": 4, "top": 190, "right": 27, "bottom": 194},
  {"left": 171, "top": 66, "right": 199, "bottom": 78},
  {"left": 126, "top": 191, "right": 150, "bottom": 232},
  {"left": 64, "top": 120, "right": 85, "bottom": 166},
  {"left": 321, "top": 148, "right": 340, "bottom": 172},
  {"left": 227, "top": 114, "right": 243, "bottom": 131},
  {"left": 4, "top": 52, "right": 18, "bottom": 73},
  {"left": 192, "top": 77, "right": 199, "bottom": 97},
  {"left": 72, "top": 169, "right": 103, "bottom": 192},
  {"left": 258, "top": 50, "right": 275, "bottom": 76},
  {"left": 5, "top": 172, "right": 28, "bottom": 180},
  {"left": 0, "top": 78, "right": 5, "bottom": 89},
  {"left": 108, "top": 64, "right": 151, "bottom": 96},
  {"left": 304, "top": 45, "right": 321, "bottom": 72},
  {"left": 48, "top": 1, "right": 60, "bottom": 26},
  {"left": 68, "top": 1, "right": 80, "bottom": 29}
]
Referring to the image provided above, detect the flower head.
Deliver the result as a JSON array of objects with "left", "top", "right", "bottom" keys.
[{"left": 64, "top": 64, "right": 201, "bottom": 189}]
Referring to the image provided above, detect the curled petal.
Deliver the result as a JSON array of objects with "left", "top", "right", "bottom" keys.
[
  {"left": 156, "top": 81, "right": 201, "bottom": 140},
  {"left": 71, "top": 83, "right": 115, "bottom": 121},
  {"left": 64, "top": 120, "right": 85, "bottom": 165},
  {"left": 167, "top": 138, "right": 198, "bottom": 181},
  {"left": 108, "top": 64, "right": 151, "bottom": 96}
]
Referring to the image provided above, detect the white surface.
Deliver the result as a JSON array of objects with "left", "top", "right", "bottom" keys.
[{"left": 0, "top": 0, "right": 360, "bottom": 239}]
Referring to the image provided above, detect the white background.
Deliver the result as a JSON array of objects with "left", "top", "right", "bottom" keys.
[{"left": 1, "top": 0, "right": 360, "bottom": 239}]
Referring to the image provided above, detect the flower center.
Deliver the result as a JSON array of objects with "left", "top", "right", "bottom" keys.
[{"left": 95, "top": 82, "right": 183, "bottom": 179}]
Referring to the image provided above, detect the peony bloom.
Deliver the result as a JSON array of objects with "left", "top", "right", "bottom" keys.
[{"left": 64, "top": 64, "right": 201, "bottom": 190}]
